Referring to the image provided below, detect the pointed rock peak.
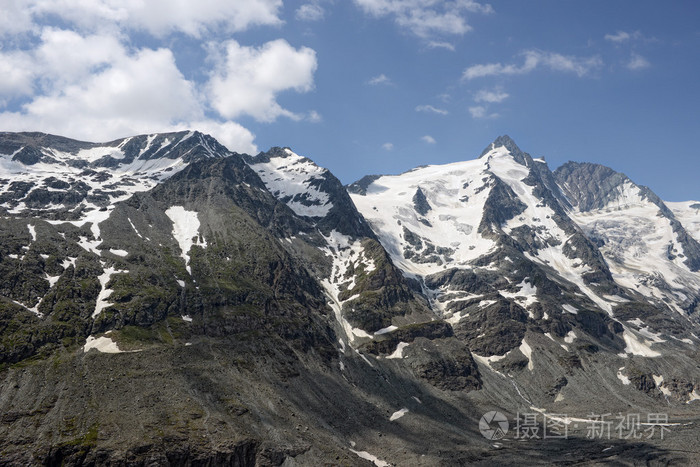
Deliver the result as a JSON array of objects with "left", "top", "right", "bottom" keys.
[
  {"left": 553, "top": 161, "right": 638, "bottom": 212},
  {"left": 347, "top": 175, "right": 382, "bottom": 195},
  {"left": 252, "top": 146, "right": 308, "bottom": 164},
  {"left": 412, "top": 187, "right": 431, "bottom": 216},
  {"left": 264, "top": 146, "right": 293, "bottom": 157},
  {"left": 479, "top": 135, "right": 530, "bottom": 165}
]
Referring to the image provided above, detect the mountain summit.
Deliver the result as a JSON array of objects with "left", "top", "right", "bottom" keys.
[{"left": 1, "top": 132, "right": 699, "bottom": 465}]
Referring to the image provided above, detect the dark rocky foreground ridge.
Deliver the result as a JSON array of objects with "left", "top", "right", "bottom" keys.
[{"left": 0, "top": 132, "right": 699, "bottom": 465}]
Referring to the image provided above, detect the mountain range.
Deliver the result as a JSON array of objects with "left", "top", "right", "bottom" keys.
[{"left": 1, "top": 131, "right": 699, "bottom": 465}]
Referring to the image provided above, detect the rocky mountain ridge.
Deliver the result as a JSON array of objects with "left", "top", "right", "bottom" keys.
[{"left": 1, "top": 132, "right": 699, "bottom": 465}]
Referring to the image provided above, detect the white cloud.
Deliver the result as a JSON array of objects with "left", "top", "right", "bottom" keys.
[
  {"left": 604, "top": 30, "right": 643, "bottom": 43},
  {"left": 427, "top": 41, "right": 456, "bottom": 51},
  {"left": 0, "top": 47, "right": 200, "bottom": 138},
  {"left": 0, "top": 3, "right": 318, "bottom": 154},
  {"left": 368, "top": 73, "right": 392, "bottom": 85},
  {"left": 307, "top": 110, "right": 323, "bottom": 122},
  {"left": 468, "top": 105, "right": 498, "bottom": 119},
  {"left": 468, "top": 106, "right": 486, "bottom": 118},
  {"left": 415, "top": 104, "right": 448, "bottom": 115},
  {"left": 627, "top": 53, "right": 650, "bottom": 71},
  {"left": 0, "top": 50, "right": 35, "bottom": 98},
  {"left": 382, "top": 142, "right": 394, "bottom": 151},
  {"left": 0, "top": 30, "right": 262, "bottom": 154},
  {"left": 187, "top": 120, "right": 257, "bottom": 154},
  {"left": 0, "top": 0, "right": 35, "bottom": 36},
  {"left": 463, "top": 49, "right": 602, "bottom": 80},
  {"left": 354, "top": 0, "right": 493, "bottom": 39},
  {"left": 207, "top": 39, "right": 318, "bottom": 122},
  {"left": 0, "top": 28, "right": 127, "bottom": 98},
  {"left": 296, "top": 3, "right": 325, "bottom": 21},
  {"left": 35, "top": 28, "right": 126, "bottom": 87},
  {"left": 421, "top": 135, "right": 436, "bottom": 144},
  {"left": 474, "top": 88, "right": 508, "bottom": 103},
  {"left": 20, "top": 0, "right": 283, "bottom": 37}
]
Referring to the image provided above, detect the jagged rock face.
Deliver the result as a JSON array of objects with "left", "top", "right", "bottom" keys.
[
  {"left": 243, "top": 147, "right": 375, "bottom": 239},
  {"left": 554, "top": 162, "right": 634, "bottom": 212},
  {"left": 0, "top": 130, "right": 230, "bottom": 221},
  {"left": 2, "top": 132, "right": 700, "bottom": 465},
  {"left": 553, "top": 161, "right": 700, "bottom": 314}
]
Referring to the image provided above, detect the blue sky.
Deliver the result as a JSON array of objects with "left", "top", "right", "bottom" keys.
[{"left": 1, "top": 1, "right": 698, "bottom": 200}]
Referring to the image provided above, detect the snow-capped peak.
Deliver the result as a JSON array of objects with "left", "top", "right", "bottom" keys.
[
  {"left": 480, "top": 135, "right": 531, "bottom": 166},
  {"left": 245, "top": 147, "right": 335, "bottom": 218},
  {"left": 0, "top": 130, "right": 231, "bottom": 232}
]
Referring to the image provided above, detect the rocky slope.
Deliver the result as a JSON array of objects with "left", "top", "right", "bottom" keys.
[{"left": 1, "top": 132, "right": 699, "bottom": 465}]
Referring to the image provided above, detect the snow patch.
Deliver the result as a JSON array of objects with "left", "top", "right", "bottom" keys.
[
  {"left": 165, "top": 206, "right": 207, "bottom": 275},
  {"left": 617, "top": 367, "right": 631, "bottom": 385},
  {"left": 92, "top": 266, "right": 127, "bottom": 318},
  {"left": 622, "top": 328, "right": 661, "bottom": 357},
  {"left": 45, "top": 273, "right": 61, "bottom": 288},
  {"left": 83, "top": 333, "right": 122, "bottom": 353},
  {"left": 349, "top": 449, "right": 389, "bottom": 467},
  {"left": 77, "top": 146, "right": 125, "bottom": 162},
  {"left": 27, "top": 224, "right": 36, "bottom": 242},
  {"left": 374, "top": 325, "right": 398, "bottom": 336},
  {"left": 386, "top": 342, "right": 409, "bottom": 359},
  {"left": 564, "top": 330, "right": 577, "bottom": 344},
  {"left": 519, "top": 339, "right": 534, "bottom": 371},
  {"left": 390, "top": 408, "right": 409, "bottom": 421},
  {"left": 128, "top": 218, "right": 144, "bottom": 239},
  {"left": 500, "top": 279, "right": 538, "bottom": 316}
]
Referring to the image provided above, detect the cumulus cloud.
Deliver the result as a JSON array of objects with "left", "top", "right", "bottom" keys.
[
  {"left": 0, "top": 28, "right": 318, "bottom": 153},
  {"left": 421, "top": 135, "right": 436, "bottom": 144},
  {"left": 382, "top": 142, "right": 394, "bottom": 151},
  {"left": 368, "top": 74, "right": 393, "bottom": 85},
  {"left": 354, "top": 0, "right": 493, "bottom": 39},
  {"left": 474, "top": 88, "right": 508, "bottom": 103},
  {"left": 0, "top": 50, "right": 36, "bottom": 98},
  {"left": 207, "top": 39, "right": 318, "bottom": 122},
  {"left": 0, "top": 0, "right": 35, "bottom": 36},
  {"left": 0, "top": 46, "right": 200, "bottom": 140},
  {"left": 186, "top": 120, "right": 258, "bottom": 154},
  {"left": 415, "top": 104, "right": 448, "bottom": 115},
  {"left": 462, "top": 49, "right": 602, "bottom": 80},
  {"left": 627, "top": 53, "right": 650, "bottom": 71},
  {"left": 0, "top": 2, "right": 319, "bottom": 153},
  {"left": 296, "top": 3, "right": 325, "bottom": 21}
]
